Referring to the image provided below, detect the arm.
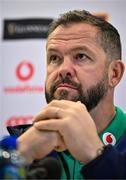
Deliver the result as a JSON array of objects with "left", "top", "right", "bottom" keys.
[{"left": 83, "top": 144, "right": 126, "bottom": 179}]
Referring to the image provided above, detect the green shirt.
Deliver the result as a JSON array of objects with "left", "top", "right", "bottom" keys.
[{"left": 58, "top": 106, "right": 126, "bottom": 179}]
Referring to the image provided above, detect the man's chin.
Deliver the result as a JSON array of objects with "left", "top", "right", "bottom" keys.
[
  {"left": 55, "top": 96, "right": 75, "bottom": 101},
  {"left": 45, "top": 90, "right": 80, "bottom": 103},
  {"left": 54, "top": 92, "right": 79, "bottom": 101}
]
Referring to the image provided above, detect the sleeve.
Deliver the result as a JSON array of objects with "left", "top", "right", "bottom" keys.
[{"left": 81, "top": 145, "right": 126, "bottom": 179}]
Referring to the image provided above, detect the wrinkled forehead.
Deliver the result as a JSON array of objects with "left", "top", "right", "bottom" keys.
[{"left": 47, "top": 23, "right": 99, "bottom": 47}]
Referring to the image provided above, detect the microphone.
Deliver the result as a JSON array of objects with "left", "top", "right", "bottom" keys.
[{"left": 26, "top": 157, "right": 62, "bottom": 179}]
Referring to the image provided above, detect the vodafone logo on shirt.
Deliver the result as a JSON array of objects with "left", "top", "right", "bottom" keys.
[
  {"left": 102, "top": 132, "right": 116, "bottom": 146},
  {"left": 4, "top": 60, "right": 44, "bottom": 93},
  {"left": 16, "top": 61, "right": 34, "bottom": 81}
]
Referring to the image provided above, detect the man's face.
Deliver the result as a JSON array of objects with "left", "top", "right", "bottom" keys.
[{"left": 45, "top": 23, "right": 109, "bottom": 111}]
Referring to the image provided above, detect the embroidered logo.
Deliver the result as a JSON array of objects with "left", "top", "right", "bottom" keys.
[{"left": 102, "top": 132, "right": 116, "bottom": 145}]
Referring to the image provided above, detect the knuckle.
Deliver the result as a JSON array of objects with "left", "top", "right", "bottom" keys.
[
  {"left": 76, "top": 102, "right": 87, "bottom": 111},
  {"left": 49, "top": 99, "right": 59, "bottom": 105}
]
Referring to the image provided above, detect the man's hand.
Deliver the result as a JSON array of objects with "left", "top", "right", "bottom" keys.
[
  {"left": 33, "top": 100, "right": 104, "bottom": 164},
  {"left": 18, "top": 126, "right": 66, "bottom": 164}
]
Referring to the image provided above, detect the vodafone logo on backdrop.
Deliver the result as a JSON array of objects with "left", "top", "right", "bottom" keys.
[
  {"left": 4, "top": 60, "right": 44, "bottom": 93},
  {"left": 16, "top": 61, "right": 34, "bottom": 81}
]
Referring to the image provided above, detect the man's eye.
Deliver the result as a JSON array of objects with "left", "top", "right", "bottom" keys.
[
  {"left": 75, "top": 53, "right": 88, "bottom": 61},
  {"left": 49, "top": 55, "right": 60, "bottom": 63}
]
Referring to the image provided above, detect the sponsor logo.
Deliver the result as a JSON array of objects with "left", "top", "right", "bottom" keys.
[
  {"left": 4, "top": 86, "right": 44, "bottom": 93},
  {"left": 3, "top": 18, "right": 53, "bottom": 40},
  {"left": 6, "top": 115, "right": 33, "bottom": 126},
  {"left": 102, "top": 132, "right": 116, "bottom": 146},
  {"left": 4, "top": 60, "right": 44, "bottom": 93},
  {"left": 16, "top": 61, "right": 34, "bottom": 81}
]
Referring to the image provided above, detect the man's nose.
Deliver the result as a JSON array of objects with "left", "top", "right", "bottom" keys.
[{"left": 58, "top": 58, "right": 75, "bottom": 78}]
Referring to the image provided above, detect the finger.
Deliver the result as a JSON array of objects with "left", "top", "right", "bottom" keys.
[
  {"left": 54, "top": 133, "right": 67, "bottom": 152},
  {"left": 49, "top": 100, "right": 86, "bottom": 112},
  {"left": 54, "top": 145, "right": 67, "bottom": 152},
  {"left": 34, "top": 120, "right": 67, "bottom": 151},
  {"left": 33, "top": 107, "right": 63, "bottom": 123},
  {"left": 49, "top": 99, "right": 77, "bottom": 108},
  {"left": 34, "top": 120, "right": 62, "bottom": 132},
  {"left": 33, "top": 100, "right": 83, "bottom": 123}
]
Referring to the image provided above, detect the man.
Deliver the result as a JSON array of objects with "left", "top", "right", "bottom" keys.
[{"left": 8, "top": 10, "right": 126, "bottom": 179}]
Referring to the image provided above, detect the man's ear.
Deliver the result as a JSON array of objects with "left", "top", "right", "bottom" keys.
[{"left": 108, "top": 60, "right": 125, "bottom": 87}]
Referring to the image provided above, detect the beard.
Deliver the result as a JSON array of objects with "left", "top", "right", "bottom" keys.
[{"left": 45, "top": 73, "right": 108, "bottom": 111}]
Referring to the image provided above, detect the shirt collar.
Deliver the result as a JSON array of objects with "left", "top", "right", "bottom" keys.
[{"left": 99, "top": 106, "right": 126, "bottom": 146}]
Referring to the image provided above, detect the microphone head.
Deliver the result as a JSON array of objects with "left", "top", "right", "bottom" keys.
[
  {"left": 26, "top": 157, "right": 62, "bottom": 179},
  {"left": 0, "top": 136, "right": 17, "bottom": 150}
]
